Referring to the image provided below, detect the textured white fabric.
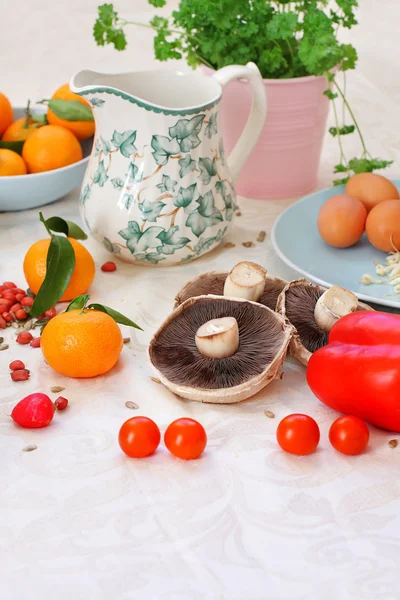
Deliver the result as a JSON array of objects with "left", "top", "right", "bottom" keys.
[{"left": 1, "top": 1, "right": 400, "bottom": 598}]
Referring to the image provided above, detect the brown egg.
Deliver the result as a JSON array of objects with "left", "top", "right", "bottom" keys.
[
  {"left": 318, "top": 194, "right": 367, "bottom": 248},
  {"left": 345, "top": 173, "right": 399, "bottom": 212},
  {"left": 366, "top": 199, "right": 400, "bottom": 252}
]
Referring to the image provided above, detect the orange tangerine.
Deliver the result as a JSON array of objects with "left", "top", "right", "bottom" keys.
[{"left": 23, "top": 237, "right": 95, "bottom": 301}]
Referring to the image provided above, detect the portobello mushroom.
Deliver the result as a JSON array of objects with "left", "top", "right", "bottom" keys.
[
  {"left": 149, "top": 294, "right": 293, "bottom": 404},
  {"left": 174, "top": 262, "right": 286, "bottom": 311},
  {"left": 276, "top": 278, "right": 373, "bottom": 366}
]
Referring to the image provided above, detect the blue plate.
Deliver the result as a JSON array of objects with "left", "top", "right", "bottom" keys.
[{"left": 271, "top": 180, "right": 400, "bottom": 309}]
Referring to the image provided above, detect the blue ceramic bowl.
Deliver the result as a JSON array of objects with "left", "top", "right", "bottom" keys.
[{"left": 0, "top": 106, "right": 92, "bottom": 212}]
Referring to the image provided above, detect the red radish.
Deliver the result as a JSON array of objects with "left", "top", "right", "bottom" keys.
[
  {"left": 13, "top": 288, "right": 26, "bottom": 296},
  {"left": 10, "top": 303, "right": 21, "bottom": 313},
  {"left": 9, "top": 360, "right": 25, "bottom": 371},
  {"left": 0, "top": 316, "right": 6, "bottom": 329},
  {"left": 101, "top": 261, "right": 117, "bottom": 272},
  {"left": 21, "top": 296, "right": 34, "bottom": 307},
  {"left": 3, "top": 282, "right": 16, "bottom": 289},
  {"left": 2, "top": 312, "right": 13, "bottom": 322},
  {"left": 11, "top": 393, "right": 54, "bottom": 428},
  {"left": 44, "top": 307, "right": 56, "bottom": 319},
  {"left": 11, "top": 369, "right": 30, "bottom": 382},
  {"left": 30, "top": 337, "right": 41, "bottom": 348},
  {"left": 15, "top": 294, "right": 24, "bottom": 302},
  {"left": 16, "top": 332, "right": 33, "bottom": 345},
  {"left": 55, "top": 396, "right": 68, "bottom": 410},
  {"left": 0, "top": 286, "right": 4, "bottom": 293}
]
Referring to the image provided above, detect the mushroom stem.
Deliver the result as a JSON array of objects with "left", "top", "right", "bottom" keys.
[
  {"left": 223, "top": 262, "right": 267, "bottom": 302},
  {"left": 195, "top": 317, "right": 239, "bottom": 358},
  {"left": 314, "top": 286, "right": 358, "bottom": 332}
]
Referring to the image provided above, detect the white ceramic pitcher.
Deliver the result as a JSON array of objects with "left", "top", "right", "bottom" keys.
[{"left": 70, "top": 63, "right": 266, "bottom": 266}]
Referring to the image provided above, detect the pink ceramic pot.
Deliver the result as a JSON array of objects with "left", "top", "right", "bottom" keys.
[{"left": 203, "top": 67, "right": 330, "bottom": 199}]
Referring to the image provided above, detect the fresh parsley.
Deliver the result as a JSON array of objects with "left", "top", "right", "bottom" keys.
[{"left": 93, "top": 0, "right": 393, "bottom": 183}]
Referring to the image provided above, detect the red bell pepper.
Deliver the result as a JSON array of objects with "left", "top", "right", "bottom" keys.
[{"left": 307, "top": 311, "right": 400, "bottom": 432}]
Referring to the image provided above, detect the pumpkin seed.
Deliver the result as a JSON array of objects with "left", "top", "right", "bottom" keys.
[
  {"left": 24, "top": 320, "right": 33, "bottom": 331},
  {"left": 51, "top": 386, "right": 65, "bottom": 393},
  {"left": 11, "top": 322, "right": 19, "bottom": 329},
  {"left": 264, "top": 410, "right": 275, "bottom": 419},
  {"left": 125, "top": 401, "right": 139, "bottom": 410},
  {"left": 0, "top": 344, "right": 9, "bottom": 351},
  {"left": 224, "top": 242, "right": 236, "bottom": 249},
  {"left": 389, "top": 439, "right": 398, "bottom": 448},
  {"left": 257, "top": 231, "right": 266, "bottom": 243},
  {"left": 123, "top": 337, "right": 131, "bottom": 344},
  {"left": 242, "top": 241, "right": 255, "bottom": 248},
  {"left": 150, "top": 377, "right": 161, "bottom": 384},
  {"left": 22, "top": 444, "right": 37, "bottom": 452}
]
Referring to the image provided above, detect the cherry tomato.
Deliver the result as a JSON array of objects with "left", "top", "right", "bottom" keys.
[
  {"left": 164, "top": 418, "right": 207, "bottom": 460},
  {"left": 118, "top": 416, "right": 160, "bottom": 458},
  {"left": 329, "top": 415, "right": 369, "bottom": 455},
  {"left": 276, "top": 414, "right": 320, "bottom": 455}
]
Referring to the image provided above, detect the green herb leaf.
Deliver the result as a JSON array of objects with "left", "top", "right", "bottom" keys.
[
  {"left": 334, "top": 163, "right": 349, "bottom": 173},
  {"left": 66, "top": 294, "right": 90, "bottom": 312},
  {"left": 94, "top": 3, "right": 127, "bottom": 50},
  {"left": 333, "top": 177, "right": 350, "bottom": 186},
  {"left": 47, "top": 99, "right": 94, "bottom": 122},
  {"left": 329, "top": 125, "right": 355, "bottom": 137},
  {"left": 30, "top": 236, "right": 76, "bottom": 318},
  {"left": 0, "top": 140, "right": 24, "bottom": 155},
  {"left": 45, "top": 216, "right": 88, "bottom": 240},
  {"left": 88, "top": 303, "right": 143, "bottom": 330},
  {"left": 148, "top": 0, "right": 166, "bottom": 6}
]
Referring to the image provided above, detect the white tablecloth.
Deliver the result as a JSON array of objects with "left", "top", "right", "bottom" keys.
[{"left": 1, "top": 1, "right": 400, "bottom": 598}]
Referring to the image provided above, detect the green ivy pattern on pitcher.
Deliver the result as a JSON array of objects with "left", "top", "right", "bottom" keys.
[{"left": 81, "top": 103, "right": 235, "bottom": 265}]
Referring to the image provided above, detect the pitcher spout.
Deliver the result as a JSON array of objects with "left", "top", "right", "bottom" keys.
[
  {"left": 70, "top": 69, "right": 222, "bottom": 113},
  {"left": 70, "top": 70, "right": 107, "bottom": 95}
]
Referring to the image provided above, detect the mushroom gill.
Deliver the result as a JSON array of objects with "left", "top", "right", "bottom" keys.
[
  {"left": 276, "top": 279, "right": 373, "bottom": 366},
  {"left": 174, "top": 270, "right": 286, "bottom": 311},
  {"left": 149, "top": 295, "right": 293, "bottom": 404}
]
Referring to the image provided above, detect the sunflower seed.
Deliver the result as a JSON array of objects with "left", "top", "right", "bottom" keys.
[
  {"left": 224, "top": 242, "right": 236, "bottom": 249},
  {"left": 125, "top": 401, "right": 139, "bottom": 410},
  {"left": 11, "top": 322, "right": 19, "bottom": 329},
  {"left": 123, "top": 337, "right": 130, "bottom": 344},
  {"left": 389, "top": 439, "right": 398, "bottom": 449},
  {"left": 24, "top": 320, "right": 33, "bottom": 331},
  {"left": 0, "top": 337, "right": 3, "bottom": 344},
  {"left": 257, "top": 231, "right": 266, "bottom": 243},
  {"left": 22, "top": 444, "right": 37, "bottom": 452},
  {"left": 0, "top": 344, "right": 9, "bottom": 351},
  {"left": 150, "top": 377, "right": 161, "bottom": 384},
  {"left": 242, "top": 241, "right": 255, "bottom": 248},
  {"left": 6, "top": 323, "right": 11, "bottom": 327},
  {"left": 51, "top": 386, "right": 65, "bottom": 393},
  {"left": 264, "top": 410, "right": 275, "bottom": 419},
  {"left": 236, "top": 211, "right": 242, "bottom": 217}
]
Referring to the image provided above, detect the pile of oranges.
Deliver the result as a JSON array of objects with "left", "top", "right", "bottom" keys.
[{"left": 0, "top": 84, "right": 95, "bottom": 177}]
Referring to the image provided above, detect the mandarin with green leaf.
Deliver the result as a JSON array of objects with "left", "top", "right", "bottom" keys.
[
  {"left": 2, "top": 118, "right": 38, "bottom": 142},
  {"left": 41, "top": 308, "right": 123, "bottom": 377},
  {"left": 23, "top": 237, "right": 95, "bottom": 301},
  {"left": 47, "top": 84, "right": 95, "bottom": 141}
]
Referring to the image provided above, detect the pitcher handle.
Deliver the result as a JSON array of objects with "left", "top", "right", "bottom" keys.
[{"left": 212, "top": 62, "right": 266, "bottom": 185}]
